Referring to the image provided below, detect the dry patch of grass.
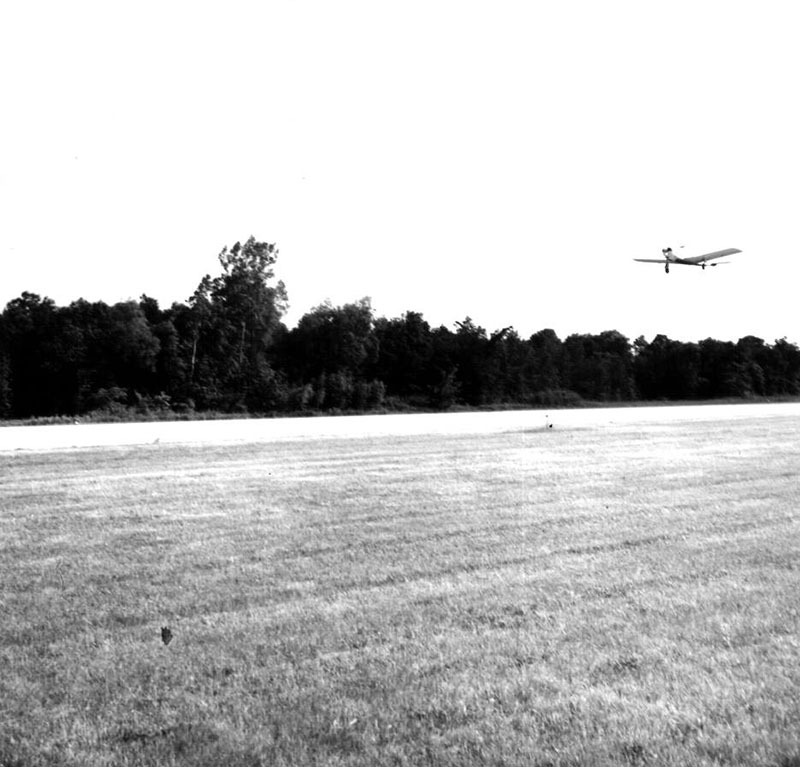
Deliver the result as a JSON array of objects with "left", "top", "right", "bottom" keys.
[{"left": 1, "top": 414, "right": 800, "bottom": 766}]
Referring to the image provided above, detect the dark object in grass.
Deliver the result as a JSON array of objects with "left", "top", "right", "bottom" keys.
[{"left": 161, "top": 626, "right": 173, "bottom": 645}]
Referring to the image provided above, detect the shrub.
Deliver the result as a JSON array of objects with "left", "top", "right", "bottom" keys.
[
  {"left": 366, "top": 379, "right": 386, "bottom": 409},
  {"left": 530, "top": 389, "right": 584, "bottom": 407},
  {"left": 84, "top": 387, "right": 129, "bottom": 415},
  {"left": 287, "top": 383, "right": 314, "bottom": 412}
]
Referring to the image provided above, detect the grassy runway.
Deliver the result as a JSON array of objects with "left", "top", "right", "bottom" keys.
[{"left": 2, "top": 410, "right": 800, "bottom": 766}]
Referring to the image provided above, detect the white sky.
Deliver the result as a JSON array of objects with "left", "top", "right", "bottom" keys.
[{"left": 2, "top": 1, "right": 798, "bottom": 344}]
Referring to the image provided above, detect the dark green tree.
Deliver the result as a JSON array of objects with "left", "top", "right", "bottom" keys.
[
  {"left": 452, "top": 317, "right": 490, "bottom": 405},
  {"left": 768, "top": 338, "right": 800, "bottom": 394},
  {"left": 493, "top": 328, "right": 535, "bottom": 403},
  {"left": 734, "top": 336, "right": 767, "bottom": 397},
  {"left": 2, "top": 293, "right": 85, "bottom": 416},
  {"left": 595, "top": 330, "right": 635, "bottom": 400},
  {"left": 187, "top": 237, "right": 288, "bottom": 411},
  {"left": 284, "top": 298, "right": 376, "bottom": 382},
  {"left": 106, "top": 301, "right": 161, "bottom": 392},
  {"left": 697, "top": 338, "right": 737, "bottom": 397},
  {"left": 561, "top": 334, "right": 596, "bottom": 398},
  {"left": 428, "top": 325, "right": 460, "bottom": 409},
  {"left": 634, "top": 334, "right": 700, "bottom": 399},
  {"left": 372, "top": 311, "right": 434, "bottom": 399},
  {"left": 0, "top": 313, "right": 10, "bottom": 417},
  {"left": 528, "top": 329, "right": 562, "bottom": 393}
]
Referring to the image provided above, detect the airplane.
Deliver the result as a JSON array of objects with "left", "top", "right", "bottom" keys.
[{"left": 634, "top": 246, "right": 742, "bottom": 273}]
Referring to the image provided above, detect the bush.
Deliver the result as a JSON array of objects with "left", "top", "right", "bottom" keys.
[
  {"left": 351, "top": 380, "right": 371, "bottom": 411},
  {"left": 325, "top": 371, "right": 352, "bottom": 410},
  {"left": 366, "top": 379, "right": 386, "bottom": 409},
  {"left": 173, "top": 398, "right": 195, "bottom": 414},
  {"left": 530, "top": 389, "right": 584, "bottom": 407},
  {"left": 84, "top": 387, "right": 129, "bottom": 414},
  {"left": 245, "top": 377, "right": 288, "bottom": 413},
  {"left": 430, "top": 369, "right": 460, "bottom": 410},
  {"left": 287, "top": 383, "right": 314, "bottom": 412},
  {"left": 133, "top": 390, "right": 172, "bottom": 414},
  {"left": 312, "top": 374, "right": 327, "bottom": 410}
]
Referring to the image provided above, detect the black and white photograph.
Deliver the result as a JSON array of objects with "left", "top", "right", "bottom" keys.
[{"left": 2, "top": 2, "right": 799, "bottom": 765}]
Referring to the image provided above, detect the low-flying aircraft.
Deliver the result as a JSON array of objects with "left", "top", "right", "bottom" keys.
[{"left": 634, "top": 246, "right": 742, "bottom": 273}]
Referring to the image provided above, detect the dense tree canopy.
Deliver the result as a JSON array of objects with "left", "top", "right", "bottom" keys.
[{"left": 2, "top": 237, "right": 799, "bottom": 419}]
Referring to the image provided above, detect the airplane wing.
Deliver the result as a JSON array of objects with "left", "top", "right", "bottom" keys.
[
  {"left": 633, "top": 259, "right": 666, "bottom": 263},
  {"left": 681, "top": 248, "right": 742, "bottom": 265}
]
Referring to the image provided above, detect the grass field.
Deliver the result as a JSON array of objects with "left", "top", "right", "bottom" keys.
[{"left": 2, "top": 408, "right": 800, "bottom": 766}]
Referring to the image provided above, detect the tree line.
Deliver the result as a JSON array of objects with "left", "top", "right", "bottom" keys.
[{"left": 2, "top": 237, "right": 799, "bottom": 419}]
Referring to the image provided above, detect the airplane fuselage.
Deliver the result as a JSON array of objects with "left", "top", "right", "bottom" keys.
[{"left": 634, "top": 247, "right": 742, "bottom": 273}]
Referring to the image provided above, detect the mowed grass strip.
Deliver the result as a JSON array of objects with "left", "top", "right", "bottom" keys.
[{"left": 1, "top": 414, "right": 799, "bottom": 766}]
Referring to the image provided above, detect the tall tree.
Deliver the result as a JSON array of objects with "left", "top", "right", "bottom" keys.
[
  {"left": 595, "top": 330, "right": 635, "bottom": 400},
  {"left": 213, "top": 238, "right": 288, "bottom": 369},
  {"left": 492, "top": 328, "right": 534, "bottom": 403},
  {"left": 735, "top": 336, "right": 767, "bottom": 396},
  {"left": 634, "top": 334, "right": 700, "bottom": 399},
  {"left": 697, "top": 338, "right": 737, "bottom": 397},
  {"left": 372, "top": 311, "right": 433, "bottom": 398},
  {"left": 0, "top": 312, "right": 10, "bottom": 417},
  {"left": 453, "top": 317, "right": 490, "bottom": 405},
  {"left": 1, "top": 293, "right": 77, "bottom": 416},
  {"left": 561, "top": 334, "right": 596, "bottom": 398},
  {"left": 138, "top": 297, "right": 186, "bottom": 399},
  {"left": 528, "top": 329, "right": 562, "bottom": 392},
  {"left": 285, "top": 298, "right": 376, "bottom": 382},
  {"left": 188, "top": 237, "right": 288, "bottom": 410},
  {"left": 769, "top": 338, "right": 800, "bottom": 394},
  {"left": 428, "top": 325, "right": 460, "bottom": 408}
]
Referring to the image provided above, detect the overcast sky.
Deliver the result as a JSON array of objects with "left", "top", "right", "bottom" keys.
[{"left": 2, "top": 1, "right": 798, "bottom": 344}]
